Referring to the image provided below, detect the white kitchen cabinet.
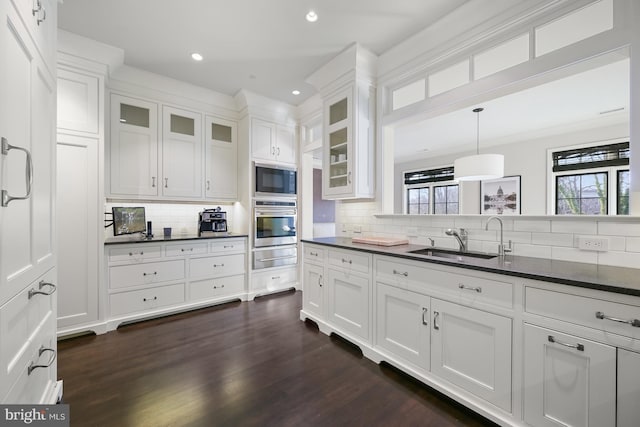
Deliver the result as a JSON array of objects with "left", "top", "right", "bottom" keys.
[
  {"left": 205, "top": 115, "right": 237, "bottom": 200},
  {"left": 376, "top": 282, "right": 430, "bottom": 371},
  {"left": 1, "top": 0, "right": 59, "bottom": 404},
  {"left": 251, "top": 118, "right": 296, "bottom": 164},
  {"left": 303, "top": 262, "right": 325, "bottom": 320},
  {"left": 431, "top": 298, "right": 512, "bottom": 412},
  {"left": 250, "top": 265, "right": 298, "bottom": 299},
  {"left": 57, "top": 68, "right": 99, "bottom": 134},
  {"left": 617, "top": 349, "right": 640, "bottom": 427},
  {"left": 161, "top": 106, "right": 202, "bottom": 198},
  {"left": 109, "top": 94, "right": 159, "bottom": 196},
  {"left": 326, "top": 249, "right": 371, "bottom": 342},
  {"left": 523, "top": 323, "right": 616, "bottom": 427},
  {"left": 322, "top": 83, "right": 374, "bottom": 199}
]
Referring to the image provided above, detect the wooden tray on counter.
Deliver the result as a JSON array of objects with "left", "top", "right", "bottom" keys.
[{"left": 351, "top": 237, "right": 409, "bottom": 246}]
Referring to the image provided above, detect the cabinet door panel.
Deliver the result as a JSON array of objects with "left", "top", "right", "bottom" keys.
[
  {"left": 431, "top": 298, "right": 512, "bottom": 412},
  {"left": 327, "top": 268, "right": 369, "bottom": 341},
  {"left": 303, "top": 263, "right": 324, "bottom": 319},
  {"left": 251, "top": 118, "right": 275, "bottom": 161},
  {"left": 523, "top": 323, "right": 616, "bottom": 427},
  {"left": 162, "top": 106, "right": 202, "bottom": 198},
  {"left": 618, "top": 349, "right": 640, "bottom": 427},
  {"left": 205, "top": 140, "right": 237, "bottom": 200},
  {"left": 376, "top": 282, "right": 429, "bottom": 370},
  {"left": 276, "top": 125, "right": 296, "bottom": 164}
]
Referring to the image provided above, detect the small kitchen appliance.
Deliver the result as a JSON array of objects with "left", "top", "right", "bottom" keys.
[{"left": 198, "top": 208, "right": 228, "bottom": 235}]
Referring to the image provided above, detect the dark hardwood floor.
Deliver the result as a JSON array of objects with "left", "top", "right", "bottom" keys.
[{"left": 57, "top": 291, "right": 498, "bottom": 427}]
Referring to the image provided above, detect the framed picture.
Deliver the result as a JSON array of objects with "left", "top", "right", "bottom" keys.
[{"left": 481, "top": 175, "right": 521, "bottom": 215}]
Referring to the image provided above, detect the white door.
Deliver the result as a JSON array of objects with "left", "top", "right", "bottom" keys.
[
  {"left": 376, "top": 282, "right": 430, "bottom": 370},
  {"left": 431, "top": 298, "right": 512, "bottom": 412},
  {"left": 618, "top": 348, "right": 640, "bottom": 427},
  {"left": 109, "top": 94, "right": 158, "bottom": 196},
  {"left": 0, "top": 3, "right": 55, "bottom": 305},
  {"left": 162, "top": 106, "right": 202, "bottom": 198},
  {"left": 251, "top": 118, "right": 276, "bottom": 161},
  {"left": 523, "top": 323, "right": 616, "bottom": 427},
  {"left": 303, "top": 262, "right": 324, "bottom": 319},
  {"left": 327, "top": 268, "right": 369, "bottom": 341},
  {"left": 56, "top": 135, "right": 99, "bottom": 328},
  {"left": 205, "top": 116, "right": 237, "bottom": 200},
  {"left": 275, "top": 125, "right": 296, "bottom": 164}
]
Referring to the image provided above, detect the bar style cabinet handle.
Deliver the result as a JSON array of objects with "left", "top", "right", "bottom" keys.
[
  {"left": 143, "top": 272, "right": 157, "bottom": 276},
  {"left": 341, "top": 258, "right": 352, "bottom": 264},
  {"left": 548, "top": 335, "right": 584, "bottom": 351},
  {"left": 164, "top": 177, "right": 168, "bottom": 188},
  {"left": 28, "top": 281, "right": 57, "bottom": 299},
  {"left": 433, "top": 311, "right": 440, "bottom": 330},
  {"left": 206, "top": 180, "right": 211, "bottom": 191},
  {"left": 458, "top": 284, "right": 482, "bottom": 293},
  {"left": 318, "top": 274, "right": 323, "bottom": 287},
  {"left": 393, "top": 269, "right": 408, "bottom": 277},
  {"left": 28, "top": 347, "right": 56, "bottom": 375},
  {"left": 36, "top": 8, "right": 46, "bottom": 25},
  {"left": 1, "top": 137, "right": 33, "bottom": 207},
  {"left": 143, "top": 296, "right": 158, "bottom": 302},
  {"left": 595, "top": 311, "right": 640, "bottom": 328},
  {"left": 151, "top": 176, "right": 156, "bottom": 188},
  {"left": 32, "top": 0, "right": 42, "bottom": 15},
  {"left": 129, "top": 251, "right": 144, "bottom": 256},
  {"left": 422, "top": 308, "right": 428, "bottom": 325}
]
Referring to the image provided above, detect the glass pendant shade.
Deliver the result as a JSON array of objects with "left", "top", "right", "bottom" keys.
[
  {"left": 454, "top": 107, "right": 504, "bottom": 181},
  {"left": 454, "top": 153, "right": 504, "bottom": 181}
]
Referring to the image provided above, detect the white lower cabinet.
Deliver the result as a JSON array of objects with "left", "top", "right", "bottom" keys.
[
  {"left": 523, "top": 323, "right": 616, "bottom": 427},
  {"left": 303, "top": 263, "right": 325, "bottom": 319},
  {"left": 189, "top": 275, "right": 244, "bottom": 302},
  {"left": 617, "top": 349, "right": 640, "bottom": 427},
  {"left": 110, "top": 283, "right": 185, "bottom": 317},
  {"left": 250, "top": 265, "right": 298, "bottom": 298},
  {"left": 431, "top": 298, "right": 512, "bottom": 412},
  {"left": 327, "top": 267, "right": 370, "bottom": 341},
  {"left": 375, "top": 282, "right": 430, "bottom": 371}
]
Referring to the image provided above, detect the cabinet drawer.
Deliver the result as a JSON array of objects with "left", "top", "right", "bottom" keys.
[
  {"left": 210, "top": 239, "right": 246, "bottom": 254},
  {"left": 165, "top": 242, "right": 208, "bottom": 257},
  {"left": 525, "top": 287, "right": 640, "bottom": 340},
  {"left": 0, "top": 271, "right": 56, "bottom": 400},
  {"left": 190, "top": 254, "right": 245, "bottom": 279},
  {"left": 328, "top": 249, "right": 370, "bottom": 274},
  {"left": 109, "top": 260, "right": 185, "bottom": 289},
  {"left": 252, "top": 267, "right": 298, "bottom": 292},
  {"left": 108, "top": 245, "right": 162, "bottom": 263},
  {"left": 189, "top": 274, "right": 245, "bottom": 301},
  {"left": 109, "top": 284, "right": 185, "bottom": 317},
  {"left": 376, "top": 257, "right": 513, "bottom": 309},
  {"left": 304, "top": 244, "right": 325, "bottom": 263}
]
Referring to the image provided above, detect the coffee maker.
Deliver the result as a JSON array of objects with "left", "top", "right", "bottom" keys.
[{"left": 198, "top": 208, "right": 227, "bottom": 235}]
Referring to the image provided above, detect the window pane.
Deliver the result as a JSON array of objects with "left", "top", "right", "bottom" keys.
[
  {"left": 420, "top": 188, "right": 429, "bottom": 204},
  {"left": 448, "top": 202, "right": 459, "bottom": 214},
  {"left": 618, "top": 170, "right": 630, "bottom": 215},
  {"left": 408, "top": 189, "right": 419, "bottom": 204},
  {"left": 408, "top": 204, "right": 419, "bottom": 214},
  {"left": 556, "top": 173, "right": 607, "bottom": 215},
  {"left": 434, "top": 186, "right": 447, "bottom": 202},
  {"left": 434, "top": 203, "right": 446, "bottom": 214}
]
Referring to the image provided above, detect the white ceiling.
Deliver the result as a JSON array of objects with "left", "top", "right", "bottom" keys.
[
  {"left": 57, "top": 0, "right": 470, "bottom": 105},
  {"left": 393, "top": 58, "right": 630, "bottom": 163}
]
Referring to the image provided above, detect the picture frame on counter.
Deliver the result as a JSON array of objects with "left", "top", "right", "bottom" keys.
[{"left": 480, "top": 175, "right": 521, "bottom": 215}]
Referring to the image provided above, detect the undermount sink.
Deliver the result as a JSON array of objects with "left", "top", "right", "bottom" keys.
[{"left": 408, "top": 247, "right": 498, "bottom": 260}]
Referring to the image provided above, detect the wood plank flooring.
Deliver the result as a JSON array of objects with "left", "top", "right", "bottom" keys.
[{"left": 57, "top": 291, "right": 498, "bottom": 427}]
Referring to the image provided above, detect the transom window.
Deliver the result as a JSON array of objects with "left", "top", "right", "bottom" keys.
[
  {"left": 405, "top": 167, "right": 459, "bottom": 214},
  {"left": 552, "top": 142, "right": 629, "bottom": 215}
]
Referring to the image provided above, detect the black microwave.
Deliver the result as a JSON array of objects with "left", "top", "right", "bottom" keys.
[{"left": 255, "top": 163, "right": 297, "bottom": 197}]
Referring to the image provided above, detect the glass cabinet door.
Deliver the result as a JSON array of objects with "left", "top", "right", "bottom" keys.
[{"left": 325, "top": 90, "right": 352, "bottom": 195}]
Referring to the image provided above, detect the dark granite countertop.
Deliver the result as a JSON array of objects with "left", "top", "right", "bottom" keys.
[
  {"left": 105, "top": 233, "right": 247, "bottom": 245},
  {"left": 302, "top": 237, "right": 640, "bottom": 297}
]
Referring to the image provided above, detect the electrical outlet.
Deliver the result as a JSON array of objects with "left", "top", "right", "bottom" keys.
[
  {"left": 578, "top": 236, "right": 609, "bottom": 252},
  {"left": 353, "top": 225, "right": 362, "bottom": 234}
]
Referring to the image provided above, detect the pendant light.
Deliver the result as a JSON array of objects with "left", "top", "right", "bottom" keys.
[{"left": 454, "top": 107, "right": 504, "bottom": 181}]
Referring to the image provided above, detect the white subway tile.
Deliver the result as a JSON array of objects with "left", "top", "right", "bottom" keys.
[
  {"left": 481, "top": 241, "right": 500, "bottom": 254},
  {"left": 431, "top": 217, "right": 456, "bottom": 228},
  {"left": 531, "top": 232, "right": 574, "bottom": 247},
  {"left": 513, "top": 244, "right": 551, "bottom": 259},
  {"left": 598, "top": 251, "right": 640, "bottom": 268},
  {"left": 598, "top": 222, "right": 640, "bottom": 236},
  {"left": 504, "top": 231, "right": 532, "bottom": 243},
  {"left": 514, "top": 219, "right": 551, "bottom": 232},
  {"left": 551, "top": 220, "right": 597, "bottom": 234},
  {"left": 627, "top": 237, "right": 640, "bottom": 253},
  {"left": 484, "top": 218, "right": 514, "bottom": 231},
  {"left": 468, "top": 229, "right": 498, "bottom": 241},
  {"left": 467, "top": 240, "right": 484, "bottom": 252},
  {"left": 551, "top": 247, "right": 598, "bottom": 264},
  {"left": 454, "top": 218, "right": 483, "bottom": 229}
]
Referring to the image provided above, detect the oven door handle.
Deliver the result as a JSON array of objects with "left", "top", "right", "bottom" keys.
[
  {"left": 256, "top": 211, "right": 297, "bottom": 216},
  {"left": 257, "top": 255, "right": 297, "bottom": 262}
]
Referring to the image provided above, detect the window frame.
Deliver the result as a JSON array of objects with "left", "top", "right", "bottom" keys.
[{"left": 404, "top": 173, "right": 459, "bottom": 215}]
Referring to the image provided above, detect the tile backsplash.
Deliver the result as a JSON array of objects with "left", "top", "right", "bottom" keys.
[
  {"left": 104, "top": 202, "right": 235, "bottom": 239},
  {"left": 335, "top": 200, "right": 640, "bottom": 269}
]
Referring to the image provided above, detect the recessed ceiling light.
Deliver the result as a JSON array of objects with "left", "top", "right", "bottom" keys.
[
  {"left": 306, "top": 10, "right": 318, "bottom": 22},
  {"left": 191, "top": 53, "right": 203, "bottom": 61},
  {"left": 292, "top": 90, "right": 301, "bottom": 96}
]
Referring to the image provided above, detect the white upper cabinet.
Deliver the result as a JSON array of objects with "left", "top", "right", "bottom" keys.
[
  {"left": 205, "top": 116, "right": 237, "bottom": 200},
  {"left": 109, "top": 94, "right": 159, "bottom": 197},
  {"left": 251, "top": 118, "right": 296, "bottom": 165},
  {"left": 161, "top": 106, "right": 202, "bottom": 198}
]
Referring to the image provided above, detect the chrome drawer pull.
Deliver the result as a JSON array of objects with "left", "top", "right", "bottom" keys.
[
  {"left": 28, "top": 347, "right": 56, "bottom": 375},
  {"left": 1, "top": 137, "right": 33, "bottom": 207},
  {"left": 595, "top": 311, "right": 640, "bottom": 327},
  {"left": 272, "top": 276, "right": 281, "bottom": 280},
  {"left": 213, "top": 263, "right": 225, "bottom": 268},
  {"left": 393, "top": 269, "right": 408, "bottom": 277},
  {"left": 224, "top": 245, "right": 234, "bottom": 248},
  {"left": 458, "top": 284, "right": 482, "bottom": 293},
  {"left": 258, "top": 255, "right": 296, "bottom": 262},
  {"left": 181, "top": 248, "right": 194, "bottom": 252},
  {"left": 341, "top": 258, "right": 352, "bottom": 264},
  {"left": 36, "top": 7, "right": 46, "bottom": 25},
  {"left": 28, "top": 281, "right": 57, "bottom": 299},
  {"left": 213, "top": 285, "right": 225, "bottom": 289},
  {"left": 422, "top": 308, "right": 428, "bottom": 325},
  {"left": 32, "top": 0, "right": 42, "bottom": 15},
  {"left": 143, "top": 296, "right": 158, "bottom": 302},
  {"left": 548, "top": 335, "right": 584, "bottom": 351},
  {"left": 433, "top": 311, "right": 440, "bottom": 330},
  {"left": 318, "top": 274, "right": 323, "bottom": 287},
  {"left": 129, "top": 251, "right": 144, "bottom": 256},
  {"left": 309, "top": 251, "right": 318, "bottom": 256},
  {"left": 143, "top": 272, "right": 157, "bottom": 276}
]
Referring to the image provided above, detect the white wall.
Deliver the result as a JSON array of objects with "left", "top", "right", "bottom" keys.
[{"left": 394, "top": 123, "right": 628, "bottom": 214}]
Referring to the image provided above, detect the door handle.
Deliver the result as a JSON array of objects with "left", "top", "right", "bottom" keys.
[
  {"left": 318, "top": 274, "right": 323, "bottom": 287},
  {"left": 206, "top": 180, "right": 211, "bottom": 191},
  {"left": 595, "top": 311, "right": 640, "bottom": 327},
  {"left": 151, "top": 176, "right": 156, "bottom": 188},
  {"left": 1, "top": 137, "right": 33, "bottom": 207},
  {"left": 164, "top": 177, "right": 168, "bottom": 188},
  {"left": 28, "top": 347, "right": 56, "bottom": 375},
  {"left": 28, "top": 281, "right": 57, "bottom": 299},
  {"left": 433, "top": 311, "right": 440, "bottom": 330},
  {"left": 422, "top": 308, "right": 428, "bottom": 325},
  {"left": 548, "top": 335, "right": 584, "bottom": 352}
]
